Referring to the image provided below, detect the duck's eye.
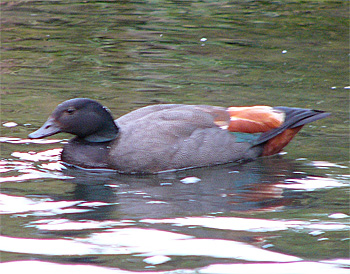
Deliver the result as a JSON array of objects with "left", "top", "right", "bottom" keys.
[{"left": 66, "top": 107, "right": 76, "bottom": 115}]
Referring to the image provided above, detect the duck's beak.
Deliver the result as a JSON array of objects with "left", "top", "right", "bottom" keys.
[{"left": 28, "top": 117, "right": 62, "bottom": 139}]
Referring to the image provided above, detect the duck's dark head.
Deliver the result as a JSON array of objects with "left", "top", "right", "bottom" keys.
[{"left": 28, "top": 98, "right": 119, "bottom": 142}]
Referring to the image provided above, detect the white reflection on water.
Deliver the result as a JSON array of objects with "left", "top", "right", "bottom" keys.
[
  {"left": 311, "top": 161, "right": 348, "bottom": 169},
  {"left": 0, "top": 261, "right": 125, "bottom": 274},
  {"left": 0, "top": 137, "right": 62, "bottom": 144},
  {"left": 23, "top": 214, "right": 349, "bottom": 236},
  {"left": 142, "top": 216, "right": 349, "bottom": 232},
  {"left": 0, "top": 194, "right": 86, "bottom": 215},
  {"left": 0, "top": 167, "right": 70, "bottom": 183},
  {"left": 0, "top": 228, "right": 301, "bottom": 262},
  {"left": 142, "top": 216, "right": 308, "bottom": 232},
  {"left": 143, "top": 255, "right": 171, "bottom": 265},
  {"left": 11, "top": 148, "right": 62, "bottom": 162},
  {"left": 26, "top": 218, "right": 133, "bottom": 231},
  {"left": 0, "top": 160, "right": 32, "bottom": 172},
  {"left": 0, "top": 259, "right": 349, "bottom": 274},
  {"left": 275, "top": 176, "right": 348, "bottom": 191},
  {"left": 0, "top": 147, "right": 67, "bottom": 183},
  {"left": 0, "top": 137, "right": 66, "bottom": 181},
  {"left": 2, "top": 122, "right": 18, "bottom": 128},
  {"left": 0, "top": 236, "right": 106, "bottom": 256},
  {"left": 200, "top": 261, "right": 350, "bottom": 274}
]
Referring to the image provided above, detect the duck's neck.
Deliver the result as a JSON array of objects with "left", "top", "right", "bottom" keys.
[
  {"left": 81, "top": 122, "right": 119, "bottom": 143},
  {"left": 61, "top": 137, "right": 113, "bottom": 169}
]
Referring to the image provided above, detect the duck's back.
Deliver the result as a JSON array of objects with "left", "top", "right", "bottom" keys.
[{"left": 109, "top": 104, "right": 257, "bottom": 173}]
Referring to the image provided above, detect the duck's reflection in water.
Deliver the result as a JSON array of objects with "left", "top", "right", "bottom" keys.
[{"left": 64, "top": 157, "right": 307, "bottom": 221}]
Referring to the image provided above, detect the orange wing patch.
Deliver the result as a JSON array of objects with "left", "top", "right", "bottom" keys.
[{"left": 227, "top": 106, "right": 285, "bottom": 133}]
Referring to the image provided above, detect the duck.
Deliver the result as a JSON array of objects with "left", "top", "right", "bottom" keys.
[{"left": 28, "top": 98, "right": 330, "bottom": 174}]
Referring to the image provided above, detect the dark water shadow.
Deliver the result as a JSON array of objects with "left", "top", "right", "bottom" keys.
[{"left": 61, "top": 157, "right": 309, "bottom": 221}]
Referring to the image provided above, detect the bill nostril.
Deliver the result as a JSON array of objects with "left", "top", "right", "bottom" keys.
[{"left": 28, "top": 118, "right": 61, "bottom": 139}]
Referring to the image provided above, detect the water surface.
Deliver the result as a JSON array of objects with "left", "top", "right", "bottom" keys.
[{"left": 1, "top": 1, "right": 349, "bottom": 273}]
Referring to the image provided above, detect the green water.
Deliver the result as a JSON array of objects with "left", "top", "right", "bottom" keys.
[{"left": 1, "top": 1, "right": 349, "bottom": 273}]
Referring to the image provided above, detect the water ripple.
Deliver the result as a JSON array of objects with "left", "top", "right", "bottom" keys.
[
  {"left": 0, "top": 260, "right": 348, "bottom": 274},
  {"left": 0, "top": 228, "right": 301, "bottom": 262}
]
